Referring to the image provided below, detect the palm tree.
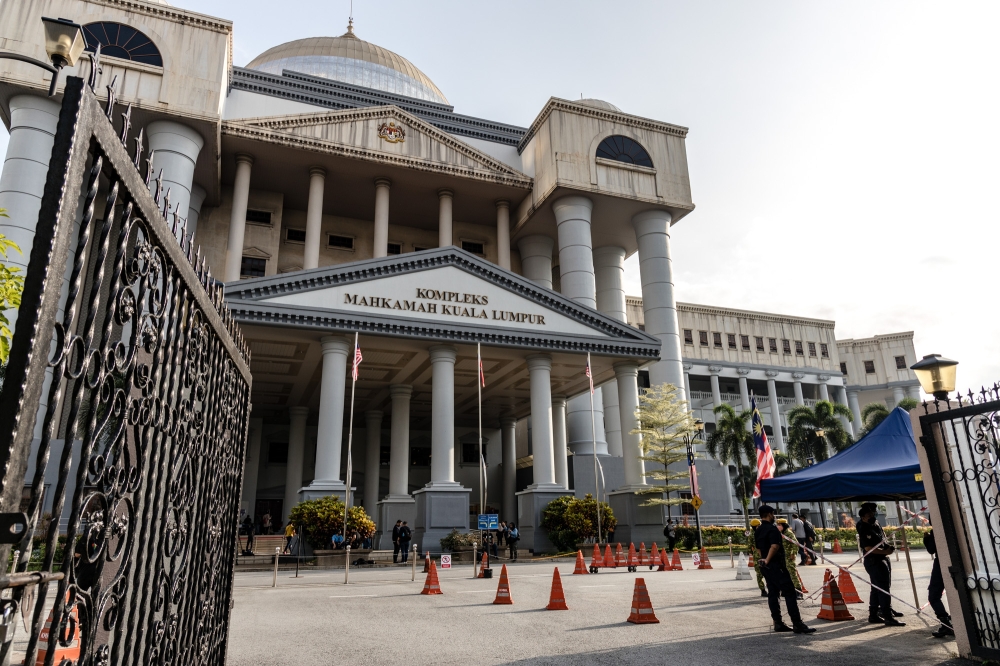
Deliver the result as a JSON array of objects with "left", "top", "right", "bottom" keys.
[
  {"left": 858, "top": 397, "right": 919, "bottom": 436},
  {"left": 785, "top": 400, "right": 854, "bottom": 467},
  {"left": 705, "top": 403, "right": 755, "bottom": 528}
]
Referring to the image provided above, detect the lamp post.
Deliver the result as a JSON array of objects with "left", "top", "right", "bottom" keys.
[
  {"left": 0, "top": 18, "right": 88, "bottom": 96},
  {"left": 910, "top": 354, "right": 958, "bottom": 402},
  {"left": 686, "top": 419, "right": 705, "bottom": 551}
]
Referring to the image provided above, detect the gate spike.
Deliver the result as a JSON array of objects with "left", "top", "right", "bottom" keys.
[
  {"left": 120, "top": 103, "right": 133, "bottom": 144},
  {"left": 162, "top": 188, "right": 171, "bottom": 218},
  {"left": 154, "top": 169, "right": 163, "bottom": 205},
  {"left": 171, "top": 209, "right": 180, "bottom": 236},
  {"left": 133, "top": 127, "right": 144, "bottom": 168},
  {"left": 105, "top": 74, "right": 118, "bottom": 121}
]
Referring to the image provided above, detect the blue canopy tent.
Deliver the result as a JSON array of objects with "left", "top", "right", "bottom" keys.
[{"left": 759, "top": 406, "right": 925, "bottom": 502}]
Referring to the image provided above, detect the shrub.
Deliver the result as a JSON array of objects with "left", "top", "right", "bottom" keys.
[
  {"left": 288, "top": 496, "right": 375, "bottom": 550},
  {"left": 440, "top": 529, "right": 480, "bottom": 551},
  {"left": 541, "top": 494, "right": 616, "bottom": 552}
]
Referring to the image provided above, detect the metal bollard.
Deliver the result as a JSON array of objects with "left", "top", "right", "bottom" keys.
[
  {"left": 472, "top": 543, "right": 477, "bottom": 578},
  {"left": 345, "top": 544, "right": 351, "bottom": 585},
  {"left": 272, "top": 547, "right": 280, "bottom": 587},
  {"left": 728, "top": 537, "right": 733, "bottom": 567},
  {"left": 411, "top": 544, "right": 417, "bottom": 581}
]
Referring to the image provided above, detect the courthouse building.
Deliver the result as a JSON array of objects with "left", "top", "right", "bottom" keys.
[{"left": 0, "top": 0, "right": 921, "bottom": 549}]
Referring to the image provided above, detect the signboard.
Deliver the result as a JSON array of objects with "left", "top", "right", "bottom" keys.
[
  {"left": 690, "top": 496, "right": 703, "bottom": 510},
  {"left": 478, "top": 514, "right": 499, "bottom": 530},
  {"left": 691, "top": 552, "right": 702, "bottom": 568},
  {"left": 440, "top": 554, "right": 452, "bottom": 569}
]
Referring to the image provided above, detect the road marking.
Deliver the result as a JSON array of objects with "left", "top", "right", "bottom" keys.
[
  {"left": 456, "top": 590, "right": 495, "bottom": 594},
  {"left": 329, "top": 594, "right": 378, "bottom": 598},
  {"left": 578, "top": 585, "right": 615, "bottom": 588}
]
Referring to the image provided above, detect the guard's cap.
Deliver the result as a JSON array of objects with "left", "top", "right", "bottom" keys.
[
  {"left": 750, "top": 518, "right": 761, "bottom": 527},
  {"left": 758, "top": 505, "right": 776, "bottom": 517},
  {"left": 859, "top": 502, "right": 878, "bottom": 516},
  {"left": 776, "top": 518, "right": 788, "bottom": 524}
]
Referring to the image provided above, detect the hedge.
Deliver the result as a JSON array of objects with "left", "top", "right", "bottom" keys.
[{"left": 668, "top": 524, "right": 930, "bottom": 552}]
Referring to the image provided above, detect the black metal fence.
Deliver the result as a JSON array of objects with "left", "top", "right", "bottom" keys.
[
  {"left": 0, "top": 73, "right": 251, "bottom": 665},
  {"left": 918, "top": 384, "right": 1000, "bottom": 660}
]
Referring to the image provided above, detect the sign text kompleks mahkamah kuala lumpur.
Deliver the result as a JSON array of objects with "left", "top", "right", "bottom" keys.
[{"left": 342, "top": 288, "right": 546, "bottom": 324}]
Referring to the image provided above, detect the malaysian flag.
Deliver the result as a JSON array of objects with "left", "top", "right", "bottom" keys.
[
  {"left": 352, "top": 339, "right": 363, "bottom": 381},
  {"left": 478, "top": 345, "right": 486, "bottom": 388},
  {"left": 585, "top": 353, "right": 594, "bottom": 394},
  {"left": 751, "top": 394, "right": 776, "bottom": 498},
  {"left": 687, "top": 446, "right": 699, "bottom": 497}
]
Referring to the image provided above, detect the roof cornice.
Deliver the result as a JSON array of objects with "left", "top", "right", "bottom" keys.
[
  {"left": 86, "top": 0, "right": 233, "bottom": 33},
  {"left": 671, "top": 301, "right": 837, "bottom": 327},
  {"left": 517, "top": 97, "right": 689, "bottom": 154},
  {"left": 836, "top": 332, "right": 915, "bottom": 346}
]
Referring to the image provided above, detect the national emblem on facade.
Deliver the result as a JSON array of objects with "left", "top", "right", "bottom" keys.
[{"left": 377, "top": 120, "right": 406, "bottom": 143}]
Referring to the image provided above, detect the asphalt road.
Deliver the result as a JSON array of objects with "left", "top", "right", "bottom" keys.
[{"left": 226, "top": 550, "right": 965, "bottom": 666}]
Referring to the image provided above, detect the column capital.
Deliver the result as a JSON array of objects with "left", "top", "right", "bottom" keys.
[
  {"left": 593, "top": 245, "right": 627, "bottom": 266},
  {"left": 374, "top": 177, "right": 392, "bottom": 188},
  {"left": 309, "top": 166, "right": 327, "bottom": 178},
  {"left": 818, "top": 374, "right": 831, "bottom": 381},
  {"left": 495, "top": 199, "right": 510, "bottom": 210},
  {"left": 500, "top": 415, "right": 517, "bottom": 428},
  {"left": 437, "top": 188, "right": 454, "bottom": 199},
  {"left": 765, "top": 370, "right": 779, "bottom": 378},
  {"left": 708, "top": 365, "right": 722, "bottom": 375},
  {"left": 552, "top": 195, "right": 593, "bottom": 220},
  {"left": 365, "top": 410, "right": 383, "bottom": 422},
  {"left": 288, "top": 406, "right": 310, "bottom": 419},
  {"left": 516, "top": 234, "right": 554, "bottom": 258},
  {"left": 613, "top": 361, "right": 639, "bottom": 377},
  {"left": 389, "top": 384, "right": 413, "bottom": 398},
  {"left": 683, "top": 362, "right": 693, "bottom": 371},
  {"left": 737, "top": 367, "right": 751, "bottom": 376},
  {"left": 631, "top": 208, "right": 672, "bottom": 235},
  {"left": 235, "top": 153, "right": 254, "bottom": 166},
  {"left": 428, "top": 344, "right": 457, "bottom": 363},
  {"left": 551, "top": 394, "right": 567, "bottom": 402},
  {"left": 525, "top": 353, "right": 552, "bottom": 371},
  {"left": 792, "top": 372, "right": 805, "bottom": 380},
  {"left": 320, "top": 335, "right": 351, "bottom": 355},
  {"left": 847, "top": 389, "right": 860, "bottom": 397}
]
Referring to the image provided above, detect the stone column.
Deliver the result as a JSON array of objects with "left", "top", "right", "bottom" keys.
[
  {"left": 527, "top": 354, "right": 557, "bottom": 488},
  {"left": 848, "top": 390, "right": 863, "bottom": 431},
  {"left": 552, "top": 196, "right": 596, "bottom": 308},
  {"left": 818, "top": 379, "right": 830, "bottom": 402},
  {"left": 373, "top": 178, "right": 391, "bottom": 258},
  {"left": 837, "top": 386, "right": 855, "bottom": 437},
  {"left": 388, "top": 385, "right": 412, "bottom": 498},
  {"left": 501, "top": 416, "right": 517, "bottom": 522},
  {"left": 766, "top": 372, "right": 784, "bottom": 450},
  {"left": 709, "top": 366, "right": 722, "bottom": 408},
  {"left": 737, "top": 368, "right": 751, "bottom": 411},
  {"left": 438, "top": 189, "right": 453, "bottom": 248},
  {"left": 517, "top": 235, "right": 554, "bottom": 288},
  {"left": 907, "top": 385, "right": 921, "bottom": 402},
  {"left": 892, "top": 386, "right": 905, "bottom": 408},
  {"left": 615, "top": 362, "right": 645, "bottom": 488},
  {"left": 303, "top": 336, "right": 350, "bottom": 500},
  {"left": 595, "top": 245, "right": 627, "bottom": 457},
  {"left": 429, "top": 345, "right": 458, "bottom": 486},
  {"left": 146, "top": 120, "right": 205, "bottom": 229},
  {"left": 284, "top": 407, "right": 309, "bottom": 521},
  {"left": 304, "top": 167, "right": 326, "bottom": 270},
  {"left": 632, "top": 210, "right": 684, "bottom": 396},
  {"left": 224, "top": 154, "right": 254, "bottom": 282},
  {"left": 792, "top": 373, "right": 805, "bottom": 406},
  {"left": 363, "top": 410, "right": 383, "bottom": 513},
  {"left": 683, "top": 364, "right": 692, "bottom": 404},
  {"left": 188, "top": 185, "right": 207, "bottom": 240},
  {"left": 496, "top": 200, "right": 511, "bottom": 269},
  {"left": 241, "top": 418, "right": 263, "bottom": 515},
  {"left": 552, "top": 396, "right": 569, "bottom": 489}
]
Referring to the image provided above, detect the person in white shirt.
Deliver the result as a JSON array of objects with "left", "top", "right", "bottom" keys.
[{"left": 790, "top": 513, "right": 807, "bottom": 565}]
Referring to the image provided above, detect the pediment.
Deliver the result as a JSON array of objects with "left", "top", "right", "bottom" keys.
[
  {"left": 242, "top": 246, "right": 271, "bottom": 259},
  {"left": 223, "top": 106, "right": 532, "bottom": 189},
  {"left": 225, "top": 248, "right": 660, "bottom": 360}
]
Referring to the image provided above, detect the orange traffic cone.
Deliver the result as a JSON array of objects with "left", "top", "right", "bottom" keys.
[
  {"left": 604, "top": 544, "right": 615, "bottom": 568},
  {"left": 423, "top": 551, "right": 430, "bottom": 573},
  {"left": 421, "top": 559, "right": 443, "bottom": 595},
  {"left": 627, "top": 543, "right": 638, "bottom": 568},
  {"left": 799, "top": 576, "right": 809, "bottom": 594},
  {"left": 626, "top": 577, "right": 660, "bottom": 624},
  {"left": 477, "top": 551, "right": 489, "bottom": 578},
  {"left": 837, "top": 569, "right": 863, "bottom": 604},
  {"left": 747, "top": 548, "right": 755, "bottom": 568},
  {"left": 590, "top": 543, "right": 603, "bottom": 571},
  {"left": 698, "top": 547, "right": 713, "bottom": 570},
  {"left": 817, "top": 569, "right": 855, "bottom": 621},
  {"left": 546, "top": 567, "right": 569, "bottom": 610},
  {"left": 638, "top": 542, "right": 647, "bottom": 567},
  {"left": 573, "top": 550, "right": 589, "bottom": 575},
  {"left": 493, "top": 564, "right": 513, "bottom": 604},
  {"left": 615, "top": 543, "right": 626, "bottom": 567},
  {"left": 670, "top": 549, "right": 683, "bottom": 571},
  {"left": 649, "top": 543, "right": 660, "bottom": 570},
  {"left": 36, "top": 598, "right": 80, "bottom": 665},
  {"left": 833, "top": 538, "right": 843, "bottom": 554}
]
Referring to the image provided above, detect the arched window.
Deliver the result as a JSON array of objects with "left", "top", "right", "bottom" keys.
[
  {"left": 83, "top": 22, "right": 163, "bottom": 67},
  {"left": 596, "top": 135, "right": 653, "bottom": 168}
]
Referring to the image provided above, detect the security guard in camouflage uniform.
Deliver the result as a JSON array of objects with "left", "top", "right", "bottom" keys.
[
  {"left": 777, "top": 518, "right": 804, "bottom": 599},
  {"left": 750, "top": 518, "right": 767, "bottom": 597}
]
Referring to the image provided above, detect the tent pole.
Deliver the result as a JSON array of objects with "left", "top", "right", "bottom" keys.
[{"left": 896, "top": 501, "right": 919, "bottom": 608}]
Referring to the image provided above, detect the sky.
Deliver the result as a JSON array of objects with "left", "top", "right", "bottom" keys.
[{"left": 4, "top": 0, "right": 998, "bottom": 391}]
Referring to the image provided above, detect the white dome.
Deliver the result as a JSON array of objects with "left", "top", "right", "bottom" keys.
[{"left": 578, "top": 98, "right": 621, "bottom": 112}]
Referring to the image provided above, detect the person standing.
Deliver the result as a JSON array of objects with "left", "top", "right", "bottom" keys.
[
  {"left": 924, "top": 527, "right": 954, "bottom": 638},
  {"left": 802, "top": 513, "right": 817, "bottom": 565},
  {"left": 262, "top": 511, "right": 272, "bottom": 535},
  {"left": 398, "top": 521, "right": 412, "bottom": 563},
  {"left": 284, "top": 521, "right": 296, "bottom": 554},
  {"left": 756, "top": 506, "right": 815, "bottom": 634},
  {"left": 776, "top": 519, "right": 804, "bottom": 599},
  {"left": 664, "top": 519, "right": 677, "bottom": 552},
  {"left": 606, "top": 523, "right": 616, "bottom": 545},
  {"left": 507, "top": 523, "right": 519, "bottom": 561},
  {"left": 750, "top": 518, "right": 767, "bottom": 597},
  {"left": 790, "top": 513, "right": 807, "bottom": 565},
  {"left": 857, "top": 502, "right": 905, "bottom": 626},
  {"left": 391, "top": 520, "right": 402, "bottom": 564}
]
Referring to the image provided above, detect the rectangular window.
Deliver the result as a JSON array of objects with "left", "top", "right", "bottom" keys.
[
  {"left": 683, "top": 329, "right": 693, "bottom": 345},
  {"left": 410, "top": 447, "right": 431, "bottom": 467},
  {"left": 638, "top": 370, "right": 651, "bottom": 390},
  {"left": 267, "top": 442, "right": 288, "bottom": 464},
  {"left": 864, "top": 360, "right": 876, "bottom": 374},
  {"left": 820, "top": 343, "right": 829, "bottom": 358},
  {"left": 380, "top": 446, "right": 390, "bottom": 466},
  {"left": 741, "top": 335, "right": 751, "bottom": 351},
  {"left": 794, "top": 341, "right": 804, "bottom": 356},
  {"left": 679, "top": 492, "right": 694, "bottom": 516},
  {"left": 386, "top": 242, "right": 402, "bottom": 255},
  {"left": 413, "top": 246, "right": 430, "bottom": 252},
  {"left": 755, "top": 336, "right": 765, "bottom": 352},
  {"left": 285, "top": 228, "right": 306, "bottom": 244},
  {"left": 808, "top": 342, "right": 817, "bottom": 357},
  {"left": 768, "top": 338, "right": 778, "bottom": 353},
  {"left": 840, "top": 362, "right": 848, "bottom": 375},
  {"left": 328, "top": 234, "right": 354, "bottom": 250},
  {"left": 727, "top": 334, "right": 737, "bottom": 349},
  {"left": 240, "top": 256, "right": 266, "bottom": 278},
  {"left": 461, "top": 442, "right": 485, "bottom": 465},
  {"left": 713, "top": 332, "right": 722, "bottom": 348},
  {"left": 782, "top": 339, "right": 791, "bottom": 355},
  {"left": 699, "top": 331, "right": 709, "bottom": 347},
  {"left": 461, "top": 240, "right": 485, "bottom": 255},
  {"left": 895, "top": 355, "right": 907, "bottom": 369},
  {"left": 245, "top": 209, "right": 272, "bottom": 225}
]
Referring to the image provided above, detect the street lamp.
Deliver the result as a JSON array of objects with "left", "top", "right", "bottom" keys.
[
  {"left": 910, "top": 354, "right": 958, "bottom": 401},
  {"left": 0, "top": 17, "right": 86, "bottom": 96},
  {"left": 686, "top": 419, "right": 705, "bottom": 552}
]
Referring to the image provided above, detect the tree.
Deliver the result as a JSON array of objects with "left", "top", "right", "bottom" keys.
[
  {"left": 785, "top": 400, "right": 854, "bottom": 467},
  {"left": 288, "top": 496, "right": 375, "bottom": 550},
  {"left": 634, "top": 383, "right": 698, "bottom": 510},
  {"left": 0, "top": 209, "right": 24, "bottom": 363},
  {"left": 705, "top": 403, "right": 754, "bottom": 527},
  {"left": 859, "top": 398, "right": 919, "bottom": 436},
  {"left": 541, "top": 494, "right": 615, "bottom": 551}
]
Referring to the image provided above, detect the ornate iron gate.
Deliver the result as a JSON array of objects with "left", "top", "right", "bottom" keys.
[
  {"left": 0, "top": 73, "right": 251, "bottom": 665},
  {"left": 918, "top": 385, "right": 1000, "bottom": 660}
]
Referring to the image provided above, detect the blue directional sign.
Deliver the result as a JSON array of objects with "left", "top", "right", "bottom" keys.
[{"left": 478, "top": 514, "right": 499, "bottom": 530}]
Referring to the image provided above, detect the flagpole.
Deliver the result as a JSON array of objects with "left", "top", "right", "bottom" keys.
[
  {"left": 477, "top": 343, "right": 484, "bottom": 520},
  {"left": 344, "top": 331, "right": 359, "bottom": 542},
  {"left": 588, "top": 352, "right": 602, "bottom": 545}
]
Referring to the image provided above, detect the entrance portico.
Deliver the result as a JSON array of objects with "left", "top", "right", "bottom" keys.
[{"left": 226, "top": 247, "right": 660, "bottom": 551}]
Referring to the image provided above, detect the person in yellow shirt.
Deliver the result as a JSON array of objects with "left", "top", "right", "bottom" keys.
[{"left": 284, "top": 522, "right": 296, "bottom": 554}]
